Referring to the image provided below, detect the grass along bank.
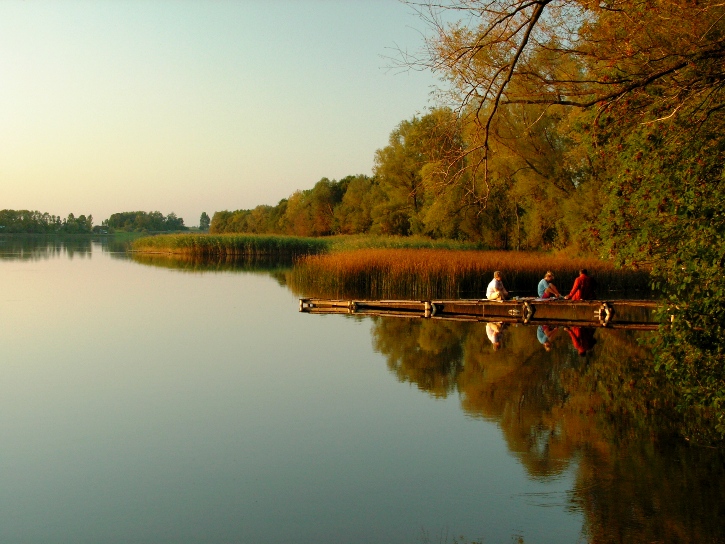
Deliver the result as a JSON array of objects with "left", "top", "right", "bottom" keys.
[
  {"left": 287, "top": 248, "right": 651, "bottom": 300},
  {"left": 131, "top": 233, "right": 650, "bottom": 299},
  {"left": 131, "top": 233, "right": 485, "bottom": 256},
  {"left": 131, "top": 233, "right": 329, "bottom": 257}
]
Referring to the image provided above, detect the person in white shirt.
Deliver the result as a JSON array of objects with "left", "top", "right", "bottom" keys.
[{"left": 486, "top": 271, "right": 508, "bottom": 301}]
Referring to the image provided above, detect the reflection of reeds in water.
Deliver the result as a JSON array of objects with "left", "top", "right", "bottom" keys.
[
  {"left": 131, "top": 233, "right": 329, "bottom": 257},
  {"left": 131, "top": 252, "right": 295, "bottom": 274},
  {"left": 288, "top": 249, "right": 651, "bottom": 299}
]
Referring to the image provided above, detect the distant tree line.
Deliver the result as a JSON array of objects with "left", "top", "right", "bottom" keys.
[
  {"left": 0, "top": 209, "right": 188, "bottom": 234},
  {"left": 0, "top": 210, "right": 93, "bottom": 234},
  {"left": 102, "top": 211, "right": 187, "bottom": 232}
]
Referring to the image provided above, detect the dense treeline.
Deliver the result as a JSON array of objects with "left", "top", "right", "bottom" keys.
[
  {"left": 206, "top": 101, "right": 626, "bottom": 251},
  {"left": 211, "top": 108, "right": 541, "bottom": 247},
  {"left": 212, "top": 175, "right": 378, "bottom": 238},
  {"left": 102, "top": 211, "right": 187, "bottom": 232},
  {"left": 0, "top": 209, "right": 94, "bottom": 234}
]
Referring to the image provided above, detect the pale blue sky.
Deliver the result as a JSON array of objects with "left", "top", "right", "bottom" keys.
[{"left": 0, "top": 0, "right": 440, "bottom": 226}]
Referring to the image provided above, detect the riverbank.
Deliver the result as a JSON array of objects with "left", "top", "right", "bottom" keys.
[
  {"left": 131, "top": 233, "right": 329, "bottom": 257},
  {"left": 130, "top": 233, "right": 485, "bottom": 256},
  {"left": 131, "top": 233, "right": 651, "bottom": 299}
]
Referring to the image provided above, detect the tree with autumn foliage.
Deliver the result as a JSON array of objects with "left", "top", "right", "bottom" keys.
[{"left": 403, "top": 0, "right": 725, "bottom": 435}]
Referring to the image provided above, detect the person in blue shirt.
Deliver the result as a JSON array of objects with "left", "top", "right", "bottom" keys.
[{"left": 537, "top": 271, "right": 562, "bottom": 299}]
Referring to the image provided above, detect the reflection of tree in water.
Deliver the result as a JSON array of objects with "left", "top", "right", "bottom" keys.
[
  {"left": 370, "top": 317, "right": 725, "bottom": 541},
  {"left": 573, "top": 438, "right": 725, "bottom": 543},
  {"left": 458, "top": 324, "right": 579, "bottom": 478},
  {"left": 372, "top": 318, "right": 464, "bottom": 398},
  {"left": 562, "top": 330, "right": 725, "bottom": 541},
  {"left": 0, "top": 236, "right": 93, "bottom": 260}
]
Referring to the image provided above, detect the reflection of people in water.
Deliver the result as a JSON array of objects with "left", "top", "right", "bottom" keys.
[
  {"left": 566, "top": 326, "right": 597, "bottom": 356},
  {"left": 486, "top": 322, "right": 504, "bottom": 350},
  {"left": 537, "top": 324, "right": 559, "bottom": 351}
]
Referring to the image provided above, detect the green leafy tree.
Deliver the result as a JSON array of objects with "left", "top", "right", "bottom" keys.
[
  {"left": 308, "top": 177, "right": 346, "bottom": 235},
  {"left": 164, "top": 212, "right": 185, "bottom": 231},
  {"left": 0, "top": 209, "right": 74, "bottom": 233},
  {"left": 334, "top": 175, "right": 379, "bottom": 234},
  {"left": 199, "top": 212, "right": 210, "bottom": 231},
  {"left": 105, "top": 211, "right": 187, "bottom": 232},
  {"left": 277, "top": 178, "right": 348, "bottom": 236},
  {"left": 209, "top": 210, "right": 232, "bottom": 233},
  {"left": 593, "top": 109, "right": 725, "bottom": 437},
  {"left": 372, "top": 109, "right": 462, "bottom": 236},
  {"left": 62, "top": 213, "right": 92, "bottom": 233}
]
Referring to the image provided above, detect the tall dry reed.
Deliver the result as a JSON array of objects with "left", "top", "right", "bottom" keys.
[{"left": 288, "top": 249, "right": 651, "bottom": 299}]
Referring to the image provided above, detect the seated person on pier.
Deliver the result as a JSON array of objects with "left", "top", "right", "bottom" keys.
[
  {"left": 537, "top": 271, "right": 562, "bottom": 299},
  {"left": 486, "top": 271, "right": 509, "bottom": 301},
  {"left": 564, "top": 269, "right": 596, "bottom": 300}
]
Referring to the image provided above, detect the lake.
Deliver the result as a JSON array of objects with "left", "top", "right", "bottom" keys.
[{"left": 1, "top": 238, "right": 723, "bottom": 543}]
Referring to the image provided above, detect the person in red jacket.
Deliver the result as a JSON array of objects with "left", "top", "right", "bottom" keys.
[{"left": 565, "top": 269, "right": 596, "bottom": 300}]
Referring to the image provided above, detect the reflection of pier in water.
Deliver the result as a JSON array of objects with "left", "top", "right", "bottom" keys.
[{"left": 299, "top": 298, "right": 662, "bottom": 330}]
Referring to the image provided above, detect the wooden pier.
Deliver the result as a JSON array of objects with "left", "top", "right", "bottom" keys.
[{"left": 299, "top": 297, "right": 662, "bottom": 329}]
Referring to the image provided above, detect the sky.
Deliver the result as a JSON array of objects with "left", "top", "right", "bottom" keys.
[{"left": 0, "top": 0, "right": 442, "bottom": 227}]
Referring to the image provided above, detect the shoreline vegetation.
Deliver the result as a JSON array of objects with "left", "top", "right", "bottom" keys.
[
  {"left": 130, "top": 232, "right": 487, "bottom": 255},
  {"left": 130, "top": 233, "right": 651, "bottom": 300},
  {"left": 131, "top": 233, "right": 329, "bottom": 257},
  {"left": 288, "top": 248, "right": 649, "bottom": 300}
]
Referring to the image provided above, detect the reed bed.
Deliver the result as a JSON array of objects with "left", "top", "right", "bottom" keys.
[
  {"left": 287, "top": 248, "right": 651, "bottom": 300},
  {"left": 131, "top": 232, "right": 481, "bottom": 256},
  {"left": 131, "top": 233, "right": 329, "bottom": 257}
]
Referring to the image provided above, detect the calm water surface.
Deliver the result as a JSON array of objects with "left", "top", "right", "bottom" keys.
[{"left": 0, "top": 238, "right": 723, "bottom": 543}]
